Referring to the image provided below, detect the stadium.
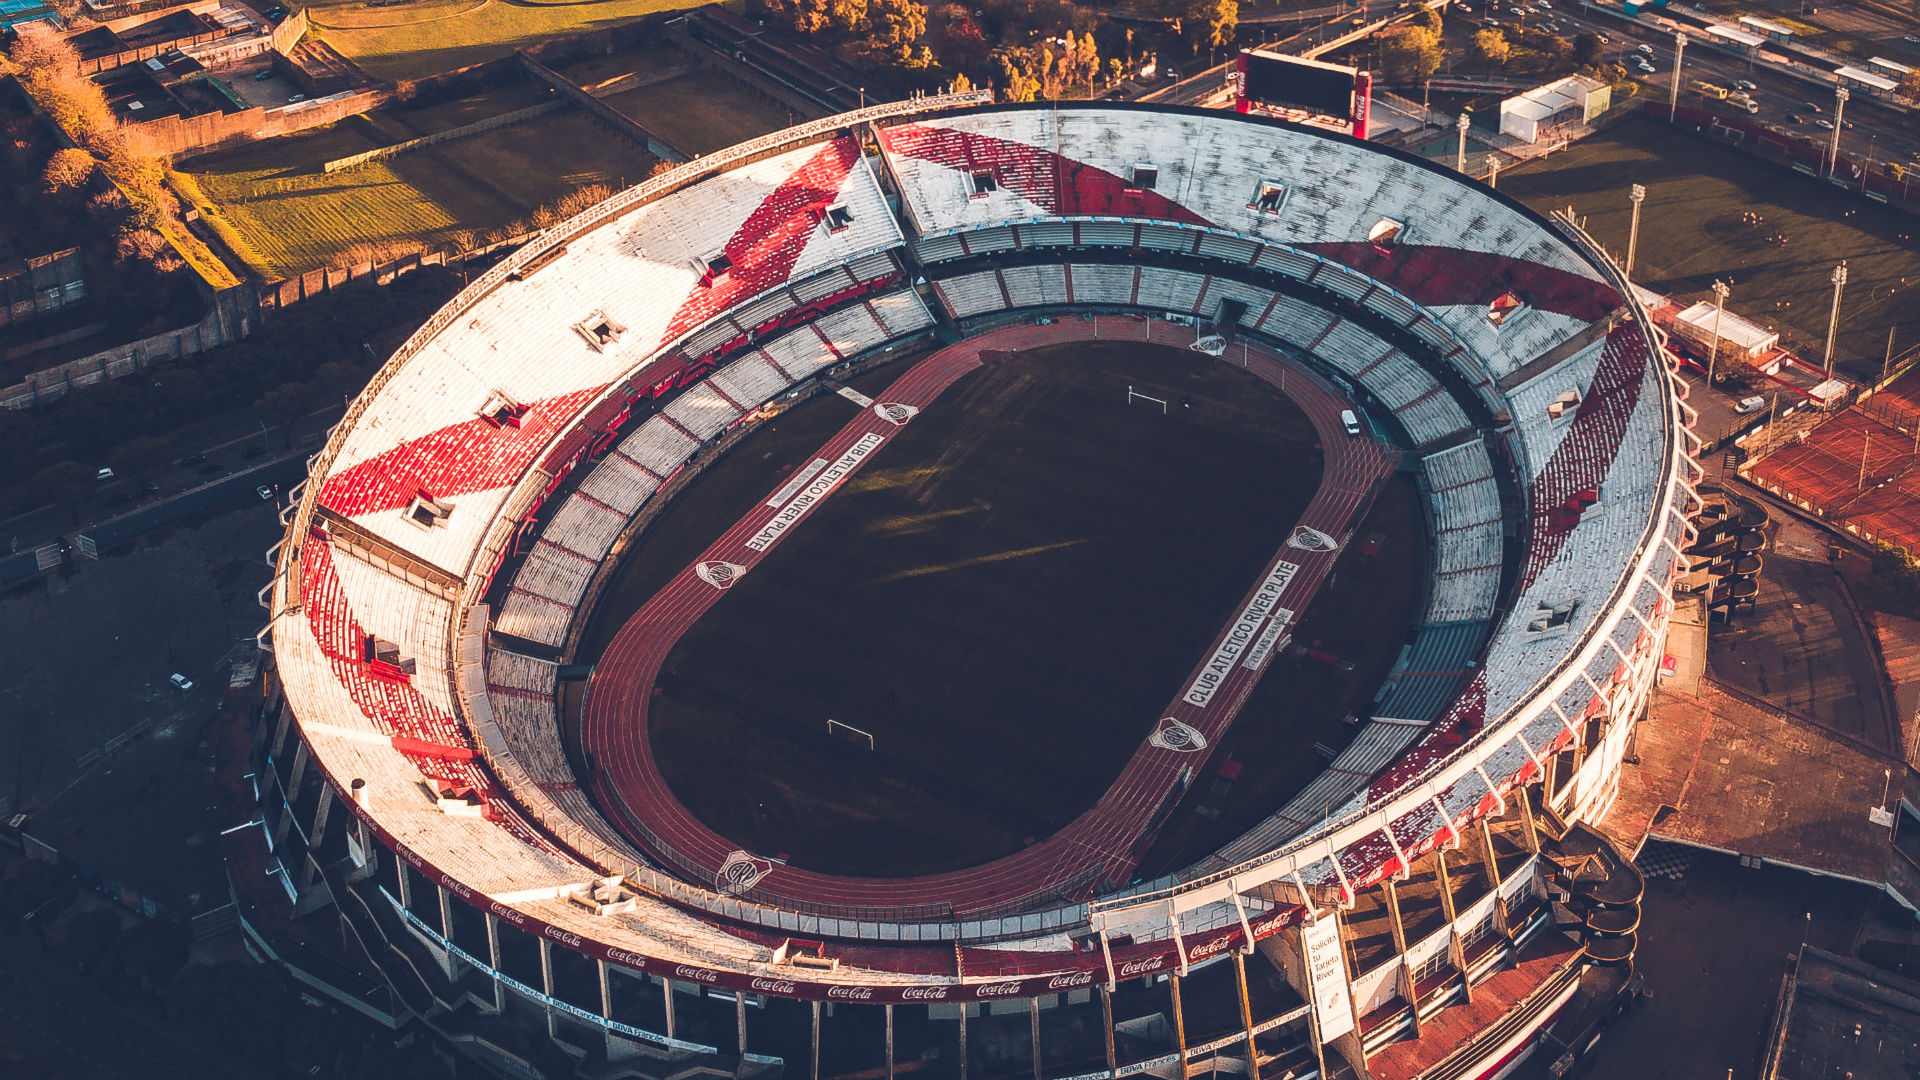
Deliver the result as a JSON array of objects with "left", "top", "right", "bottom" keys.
[{"left": 253, "top": 92, "right": 1699, "bottom": 1080}]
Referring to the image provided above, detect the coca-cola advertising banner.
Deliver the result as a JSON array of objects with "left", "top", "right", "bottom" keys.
[{"left": 365, "top": 805, "right": 1302, "bottom": 1003}]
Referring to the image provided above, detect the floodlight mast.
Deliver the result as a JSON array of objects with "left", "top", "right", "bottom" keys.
[{"left": 1626, "top": 184, "right": 1647, "bottom": 278}]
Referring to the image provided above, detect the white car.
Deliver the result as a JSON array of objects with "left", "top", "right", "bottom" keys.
[
  {"left": 1736, "top": 79, "right": 1757, "bottom": 91},
  {"left": 256, "top": 485, "right": 275, "bottom": 501},
  {"left": 170, "top": 673, "right": 194, "bottom": 691},
  {"left": 1735, "top": 395, "right": 1768, "bottom": 414},
  {"left": 1637, "top": 43, "right": 1654, "bottom": 54}
]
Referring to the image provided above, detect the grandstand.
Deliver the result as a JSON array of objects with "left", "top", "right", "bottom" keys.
[{"left": 254, "top": 96, "right": 1695, "bottom": 1080}]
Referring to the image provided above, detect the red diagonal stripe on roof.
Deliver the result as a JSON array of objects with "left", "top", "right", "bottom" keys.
[
  {"left": 881, "top": 123, "right": 1213, "bottom": 226},
  {"left": 658, "top": 137, "right": 864, "bottom": 348},
  {"left": 1298, "top": 242, "right": 1621, "bottom": 321},
  {"left": 1366, "top": 323, "right": 1651, "bottom": 798},
  {"left": 317, "top": 386, "right": 606, "bottom": 517}
]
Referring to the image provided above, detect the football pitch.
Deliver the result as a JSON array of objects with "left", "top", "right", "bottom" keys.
[
  {"left": 1501, "top": 117, "right": 1920, "bottom": 381},
  {"left": 576, "top": 339, "right": 1421, "bottom": 877}
]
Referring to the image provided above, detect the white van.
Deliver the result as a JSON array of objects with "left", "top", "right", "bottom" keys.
[{"left": 1341, "top": 409, "right": 1362, "bottom": 436}]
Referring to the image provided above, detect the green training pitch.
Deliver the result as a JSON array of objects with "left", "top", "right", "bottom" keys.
[
  {"left": 576, "top": 340, "right": 1420, "bottom": 878},
  {"left": 1500, "top": 117, "right": 1920, "bottom": 381}
]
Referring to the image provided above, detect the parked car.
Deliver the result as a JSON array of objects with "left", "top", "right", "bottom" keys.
[
  {"left": 1788, "top": 113, "right": 1805, "bottom": 124},
  {"left": 170, "top": 673, "right": 194, "bottom": 691},
  {"left": 1803, "top": 101, "right": 1822, "bottom": 113},
  {"left": 1736, "top": 395, "right": 1768, "bottom": 414},
  {"left": 95, "top": 467, "right": 114, "bottom": 481},
  {"left": 1815, "top": 118, "right": 1834, "bottom": 130},
  {"left": 253, "top": 69, "right": 273, "bottom": 81},
  {"left": 1637, "top": 43, "right": 1654, "bottom": 54},
  {"left": 257, "top": 485, "right": 275, "bottom": 501},
  {"left": 1735, "top": 79, "right": 1757, "bottom": 91}
]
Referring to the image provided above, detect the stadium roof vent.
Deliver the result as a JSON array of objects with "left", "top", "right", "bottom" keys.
[
  {"left": 698, "top": 252, "right": 734, "bottom": 286},
  {"left": 1249, "top": 180, "right": 1289, "bottom": 215},
  {"left": 1547, "top": 389, "right": 1581, "bottom": 421},
  {"left": 479, "top": 390, "right": 527, "bottom": 428},
  {"left": 1526, "top": 599, "right": 1579, "bottom": 638},
  {"left": 1127, "top": 163, "right": 1159, "bottom": 191},
  {"left": 360, "top": 634, "right": 415, "bottom": 682},
  {"left": 568, "top": 876, "right": 639, "bottom": 916},
  {"left": 1367, "top": 217, "right": 1406, "bottom": 251},
  {"left": 819, "top": 203, "right": 855, "bottom": 233},
  {"left": 575, "top": 311, "right": 627, "bottom": 351},
  {"left": 405, "top": 491, "right": 456, "bottom": 529},
  {"left": 967, "top": 169, "right": 997, "bottom": 198},
  {"left": 423, "top": 779, "right": 485, "bottom": 817},
  {"left": 771, "top": 939, "right": 841, "bottom": 970},
  {"left": 1488, "top": 292, "right": 1525, "bottom": 326}
]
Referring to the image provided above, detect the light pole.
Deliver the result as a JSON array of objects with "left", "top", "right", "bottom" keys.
[
  {"left": 1668, "top": 32, "right": 1688, "bottom": 124},
  {"left": 1488, "top": 156, "right": 1500, "bottom": 188},
  {"left": 1827, "top": 86, "right": 1848, "bottom": 178},
  {"left": 1456, "top": 112, "right": 1471, "bottom": 172},
  {"left": 1706, "top": 279, "right": 1730, "bottom": 390},
  {"left": 1862, "top": 134, "right": 1876, "bottom": 194},
  {"left": 1823, "top": 261, "right": 1848, "bottom": 377},
  {"left": 1626, "top": 183, "right": 1647, "bottom": 277}
]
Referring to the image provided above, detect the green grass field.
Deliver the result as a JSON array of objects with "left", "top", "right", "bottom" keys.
[
  {"left": 575, "top": 341, "right": 1425, "bottom": 878},
  {"left": 1501, "top": 117, "right": 1920, "bottom": 381},
  {"left": 304, "top": 0, "right": 712, "bottom": 84},
  {"left": 601, "top": 69, "right": 802, "bottom": 156},
  {"left": 178, "top": 90, "right": 657, "bottom": 277}
]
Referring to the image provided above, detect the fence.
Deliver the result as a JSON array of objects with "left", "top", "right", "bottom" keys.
[
  {"left": 322, "top": 98, "right": 566, "bottom": 172},
  {"left": 256, "top": 230, "right": 531, "bottom": 311},
  {"left": 517, "top": 54, "right": 688, "bottom": 163},
  {"left": 123, "top": 87, "right": 391, "bottom": 160},
  {"left": 1651, "top": 101, "right": 1919, "bottom": 210},
  {"left": 0, "top": 283, "right": 255, "bottom": 410}
]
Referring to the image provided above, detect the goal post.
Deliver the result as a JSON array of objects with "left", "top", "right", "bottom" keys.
[
  {"left": 826, "top": 719, "right": 875, "bottom": 751},
  {"left": 1126, "top": 385, "right": 1168, "bottom": 414}
]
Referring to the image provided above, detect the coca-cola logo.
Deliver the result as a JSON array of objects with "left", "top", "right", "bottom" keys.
[
  {"left": 1046, "top": 971, "right": 1095, "bottom": 990},
  {"left": 606, "top": 949, "right": 647, "bottom": 970},
  {"left": 544, "top": 927, "right": 582, "bottom": 949},
  {"left": 674, "top": 965, "right": 719, "bottom": 983},
  {"left": 827, "top": 986, "right": 875, "bottom": 1000},
  {"left": 445, "top": 880, "right": 472, "bottom": 900},
  {"left": 750, "top": 978, "right": 797, "bottom": 994},
  {"left": 900, "top": 986, "right": 951, "bottom": 1000},
  {"left": 1188, "top": 937, "right": 1231, "bottom": 961},
  {"left": 974, "top": 981, "right": 1023, "bottom": 998},
  {"left": 489, "top": 901, "right": 526, "bottom": 926},
  {"left": 1117, "top": 956, "right": 1166, "bottom": 977},
  {"left": 400, "top": 848, "right": 424, "bottom": 868}
]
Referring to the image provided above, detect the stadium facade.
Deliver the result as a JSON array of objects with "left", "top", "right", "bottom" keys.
[{"left": 246, "top": 94, "right": 1700, "bottom": 1080}]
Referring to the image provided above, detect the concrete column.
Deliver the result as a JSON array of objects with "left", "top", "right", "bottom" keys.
[
  {"left": 1234, "top": 950, "right": 1258, "bottom": 1072},
  {"left": 1382, "top": 880, "right": 1420, "bottom": 1037},
  {"left": 437, "top": 882, "right": 453, "bottom": 940},
  {"left": 487, "top": 907, "right": 503, "bottom": 1006},
  {"left": 1100, "top": 985, "right": 1117, "bottom": 1076},
  {"left": 737, "top": 993, "right": 749, "bottom": 1072},
  {"left": 1517, "top": 788, "right": 1543, "bottom": 853},
  {"left": 886, "top": 1003, "right": 897, "bottom": 1080},
  {"left": 810, "top": 999, "right": 822, "bottom": 1080},
  {"left": 268, "top": 701, "right": 294, "bottom": 757},
  {"left": 1170, "top": 973, "right": 1190, "bottom": 1073},
  {"left": 1478, "top": 818, "right": 1504, "bottom": 890},
  {"left": 959, "top": 1002, "right": 969, "bottom": 1080},
  {"left": 539, "top": 936, "right": 558, "bottom": 1039},
  {"left": 1029, "top": 995, "right": 1043, "bottom": 1080},
  {"left": 664, "top": 977, "right": 678, "bottom": 1037},
  {"left": 396, "top": 858, "right": 412, "bottom": 909},
  {"left": 1437, "top": 850, "right": 1470, "bottom": 1005},
  {"left": 308, "top": 782, "right": 335, "bottom": 852}
]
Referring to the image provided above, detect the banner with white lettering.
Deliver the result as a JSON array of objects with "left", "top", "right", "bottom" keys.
[{"left": 1300, "top": 914, "right": 1355, "bottom": 1042}]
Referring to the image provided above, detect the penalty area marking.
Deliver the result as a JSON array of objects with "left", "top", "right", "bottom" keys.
[
  {"left": 1126, "top": 385, "right": 1167, "bottom": 414},
  {"left": 826, "top": 719, "right": 875, "bottom": 750}
]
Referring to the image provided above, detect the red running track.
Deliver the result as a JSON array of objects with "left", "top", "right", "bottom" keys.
[{"left": 581, "top": 316, "right": 1400, "bottom": 920}]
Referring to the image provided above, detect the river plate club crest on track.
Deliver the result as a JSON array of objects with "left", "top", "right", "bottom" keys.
[
  {"left": 696, "top": 561, "right": 747, "bottom": 589},
  {"left": 1287, "top": 525, "right": 1340, "bottom": 552},
  {"left": 716, "top": 851, "right": 774, "bottom": 894},
  {"left": 1149, "top": 717, "right": 1208, "bottom": 752},
  {"left": 874, "top": 402, "right": 919, "bottom": 425}
]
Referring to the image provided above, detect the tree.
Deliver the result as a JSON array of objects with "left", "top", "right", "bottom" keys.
[
  {"left": 1471, "top": 28, "right": 1511, "bottom": 67},
  {"left": 108, "top": 436, "right": 172, "bottom": 486},
  {"left": 1380, "top": 26, "right": 1444, "bottom": 83},
  {"left": 1417, "top": 3, "right": 1442, "bottom": 35},
  {"left": 1186, "top": 0, "right": 1238, "bottom": 50},
  {"left": 1900, "top": 68, "right": 1920, "bottom": 102},
  {"left": 255, "top": 385, "right": 310, "bottom": 448},
  {"left": 25, "top": 461, "right": 94, "bottom": 521},
  {"left": 41, "top": 147, "right": 95, "bottom": 194},
  {"left": 1572, "top": 31, "right": 1604, "bottom": 69}
]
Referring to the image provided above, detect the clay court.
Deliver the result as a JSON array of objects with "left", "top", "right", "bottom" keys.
[
  {"left": 1745, "top": 363, "right": 1920, "bottom": 554},
  {"left": 576, "top": 323, "right": 1418, "bottom": 905}
]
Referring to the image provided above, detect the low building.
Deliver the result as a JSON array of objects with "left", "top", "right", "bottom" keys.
[
  {"left": 1738, "top": 14, "right": 1794, "bottom": 43},
  {"left": 1498, "top": 75, "right": 1610, "bottom": 144},
  {"left": 1669, "top": 300, "right": 1779, "bottom": 364}
]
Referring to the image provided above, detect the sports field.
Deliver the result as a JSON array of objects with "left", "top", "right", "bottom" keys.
[
  {"left": 178, "top": 92, "right": 658, "bottom": 277},
  {"left": 600, "top": 69, "right": 801, "bottom": 156},
  {"left": 1500, "top": 117, "right": 1920, "bottom": 381},
  {"left": 303, "top": 0, "right": 709, "bottom": 84},
  {"left": 582, "top": 340, "right": 1381, "bottom": 877}
]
